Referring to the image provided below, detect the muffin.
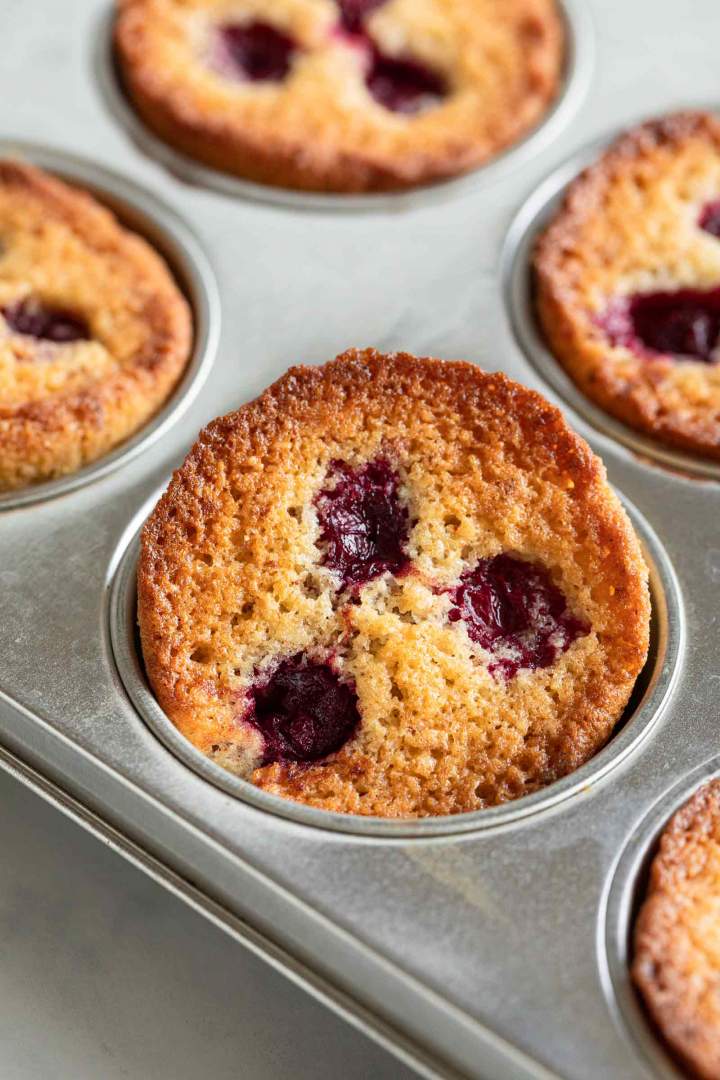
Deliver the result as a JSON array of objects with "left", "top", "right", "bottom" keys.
[
  {"left": 138, "top": 349, "right": 650, "bottom": 818},
  {"left": 535, "top": 112, "right": 720, "bottom": 460},
  {"left": 634, "top": 779, "right": 720, "bottom": 1080},
  {"left": 0, "top": 160, "right": 192, "bottom": 493},
  {"left": 115, "top": 0, "right": 565, "bottom": 193}
]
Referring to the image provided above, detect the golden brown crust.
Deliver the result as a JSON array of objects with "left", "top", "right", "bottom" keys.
[
  {"left": 535, "top": 111, "right": 720, "bottom": 460},
  {"left": 633, "top": 779, "right": 720, "bottom": 1080},
  {"left": 138, "top": 349, "right": 650, "bottom": 818},
  {"left": 0, "top": 160, "right": 192, "bottom": 492},
  {"left": 115, "top": 0, "right": 565, "bottom": 194}
]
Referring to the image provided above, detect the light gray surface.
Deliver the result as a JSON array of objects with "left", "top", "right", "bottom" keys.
[
  {"left": 0, "top": 765, "right": 414, "bottom": 1080},
  {"left": 2, "top": 1, "right": 720, "bottom": 1079}
]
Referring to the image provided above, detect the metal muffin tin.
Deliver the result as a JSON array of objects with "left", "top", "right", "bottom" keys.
[{"left": 2, "top": 0, "right": 720, "bottom": 1076}]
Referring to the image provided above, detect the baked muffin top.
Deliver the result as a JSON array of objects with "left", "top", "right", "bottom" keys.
[
  {"left": 535, "top": 112, "right": 720, "bottom": 460},
  {"left": 634, "top": 779, "right": 720, "bottom": 1080},
  {"left": 138, "top": 349, "right": 650, "bottom": 818},
  {"left": 115, "top": 0, "right": 565, "bottom": 193},
  {"left": 0, "top": 160, "right": 192, "bottom": 492}
]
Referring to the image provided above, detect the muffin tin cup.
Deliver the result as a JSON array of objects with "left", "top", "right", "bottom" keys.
[
  {"left": 502, "top": 133, "right": 720, "bottom": 482},
  {"left": 95, "top": 0, "right": 595, "bottom": 213},
  {"left": 108, "top": 483, "right": 684, "bottom": 839},
  {"left": 598, "top": 757, "right": 720, "bottom": 1080},
  {"left": 0, "top": 140, "right": 220, "bottom": 511}
]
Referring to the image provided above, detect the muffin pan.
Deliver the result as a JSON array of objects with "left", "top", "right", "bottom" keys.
[{"left": 1, "top": 0, "right": 719, "bottom": 1076}]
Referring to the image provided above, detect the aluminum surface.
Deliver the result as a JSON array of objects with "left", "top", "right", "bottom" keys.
[{"left": 2, "top": 0, "right": 720, "bottom": 1077}]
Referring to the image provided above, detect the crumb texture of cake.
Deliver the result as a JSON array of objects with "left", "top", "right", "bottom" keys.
[
  {"left": 115, "top": 0, "right": 565, "bottom": 193},
  {"left": 138, "top": 349, "right": 650, "bottom": 818},
  {"left": 535, "top": 111, "right": 720, "bottom": 460},
  {"left": 0, "top": 160, "right": 192, "bottom": 493},
  {"left": 633, "top": 779, "right": 720, "bottom": 1080}
]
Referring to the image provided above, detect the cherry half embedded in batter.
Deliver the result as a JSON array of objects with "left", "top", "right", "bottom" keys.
[
  {"left": 599, "top": 288, "right": 720, "bottom": 363},
  {"left": 333, "top": 0, "right": 446, "bottom": 114},
  {"left": 315, "top": 458, "right": 410, "bottom": 590},
  {"left": 699, "top": 199, "right": 720, "bottom": 239},
  {"left": 248, "top": 655, "right": 360, "bottom": 765},
  {"left": 2, "top": 298, "right": 89, "bottom": 343},
  {"left": 446, "top": 554, "right": 589, "bottom": 680},
  {"left": 337, "top": 0, "right": 388, "bottom": 34},
  {"left": 366, "top": 51, "right": 447, "bottom": 114},
  {"left": 216, "top": 21, "right": 296, "bottom": 82}
]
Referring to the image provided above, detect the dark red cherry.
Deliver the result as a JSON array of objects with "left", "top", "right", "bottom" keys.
[
  {"left": 336, "top": 0, "right": 388, "bottom": 34},
  {"left": 2, "top": 298, "right": 89, "bottom": 343},
  {"left": 315, "top": 458, "right": 410, "bottom": 590},
  {"left": 446, "top": 554, "right": 589, "bottom": 680},
  {"left": 600, "top": 288, "right": 720, "bottom": 362},
  {"left": 249, "top": 655, "right": 360, "bottom": 765},
  {"left": 699, "top": 200, "right": 720, "bottom": 239},
  {"left": 217, "top": 21, "right": 296, "bottom": 82},
  {"left": 630, "top": 289, "right": 720, "bottom": 361},
  {"left": 366, "top": 51, "right": 446, "bottom": 114}
]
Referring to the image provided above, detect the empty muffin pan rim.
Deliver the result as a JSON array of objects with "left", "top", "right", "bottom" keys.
[
  {"left": 598, "top": 756, "right": 720, "bottom": 1080},
  {"left": 502, "top": 131, "right": 720, "bottom": 482},
  {"left": 0, "top": 139, "right": 220, "bottom": 511},
  {"left": 107, "top": 482, "right": 684, "bottom": 839},
  {"left": 94, "top": 0, "right": 594, "bottom": 213}
]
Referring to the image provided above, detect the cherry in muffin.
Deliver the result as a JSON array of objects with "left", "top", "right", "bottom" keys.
[
  {"left": 214, "top": 22, "right": 297, "bottom": 83},
  {"left": 445, "top": 553, "right": 589, "bottom": 680},
  {"left": 247, "top": 655, "right": 360, "bottom": 766},
  {"left": 2, "top": 298, "right": 90, "bottom": 343},
  {"left": 314, "top": 457, "right": 410, "bottom": 589}
]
